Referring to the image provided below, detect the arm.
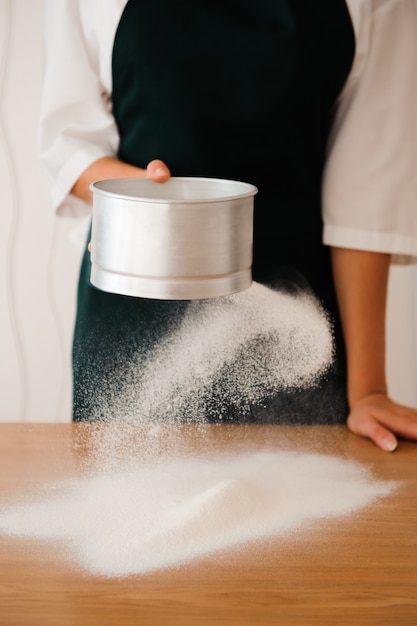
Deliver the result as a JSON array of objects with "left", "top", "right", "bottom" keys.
[
  {"left": 331, "top": 247, "right": 417, "bottom": 451},
  {"left": 70, "top": 157, "right": 170, "bottom": 204},
  {"left": 40, "top": 2, "right": 171, "bottom": 215}
]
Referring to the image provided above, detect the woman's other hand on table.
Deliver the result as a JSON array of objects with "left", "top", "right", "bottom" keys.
[{"left": 347, "top": 393, "right": 417, "bottom": 452}]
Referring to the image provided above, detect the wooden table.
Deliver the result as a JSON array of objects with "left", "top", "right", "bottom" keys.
[{"left": 0, "top": 423, "right": 416, "bottom": 626}]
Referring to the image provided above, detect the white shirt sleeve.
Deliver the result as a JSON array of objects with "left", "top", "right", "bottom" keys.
[
  {"left": 322, "top": 0, "right": 417, "bottom": 264},
  {"left": 38, "top": 0, "right": 123, "bottom": 217}
]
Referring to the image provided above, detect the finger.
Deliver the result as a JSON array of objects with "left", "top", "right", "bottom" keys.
[
  {"left": 364, "top": 402, "right": 417, "bottom": 442},
  {"left": 146, "top": 159, "right": 171, "bottom": 182},
  {"left": 382, "top": 407, "right": 417, "bottom": 441},
  {"left": 347, "top": 413, "right": 398, "bottom": 452},
  {"left": 88, "top": 241, "right": 92, "bottom": 252}
]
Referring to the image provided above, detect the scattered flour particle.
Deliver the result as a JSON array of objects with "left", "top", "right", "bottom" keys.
[{"left": 96, "top": 281, "right": 335, "bottom": 422}]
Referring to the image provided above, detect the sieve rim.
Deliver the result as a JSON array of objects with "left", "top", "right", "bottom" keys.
[{"left": 90, "top": 176, "right": 258, "bottom": 204}]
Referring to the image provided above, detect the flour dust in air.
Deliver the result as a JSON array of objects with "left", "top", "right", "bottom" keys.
[
  {"left": 0, "top": 282, "right": 395, "bottom": 577},
  {"left": 92, "top": 281, "right": 336, "bottom": 422}
]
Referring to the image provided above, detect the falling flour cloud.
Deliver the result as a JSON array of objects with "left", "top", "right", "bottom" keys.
[
  {"left": 94, "top": 281, "right": 335, "bottom": 422},
  {"left": 0, "top": 282, "right": 396, "bottom": 577},
  {"left": 0, "top": 446, "right": 395, "bottom": 578}
]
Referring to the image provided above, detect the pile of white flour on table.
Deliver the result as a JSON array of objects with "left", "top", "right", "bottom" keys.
[{"left": 0, "top": 435, "right": 395, "bottom": 577}]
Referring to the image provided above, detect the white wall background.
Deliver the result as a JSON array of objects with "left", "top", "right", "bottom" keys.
[
  {"left": 1, "top": 0, "right": 416, "bottom": 423},
  {"left": 0, "top": 0, "right": 85, "bottom": 422}
]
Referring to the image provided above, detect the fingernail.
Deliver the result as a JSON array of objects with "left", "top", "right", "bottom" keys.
[
  {"left": 155, "top": 167, "right": 168, "bottom": 177},
  {"left": 382, "top": 437, "right": 397, "bottom": 452}
]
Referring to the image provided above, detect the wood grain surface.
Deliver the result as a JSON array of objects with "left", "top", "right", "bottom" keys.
[{"left": 0, "top": 423, "right": 415, "bottom": 626}]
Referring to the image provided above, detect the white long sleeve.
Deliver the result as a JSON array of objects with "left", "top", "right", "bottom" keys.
[
  {"left": 38, "top": 0, "right": 126, "bottom": 217},
  {"left": 323, "top": 0, "right": 417, "bottom": 264}
]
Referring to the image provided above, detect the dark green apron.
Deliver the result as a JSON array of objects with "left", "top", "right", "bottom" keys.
[{"left": 72, "top": 0, "right": 355, "bottom": 423}]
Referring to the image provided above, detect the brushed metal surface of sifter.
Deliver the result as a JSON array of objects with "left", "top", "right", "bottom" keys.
[{"left": 90, "top": 177, "right": 257, "bottom": 300}]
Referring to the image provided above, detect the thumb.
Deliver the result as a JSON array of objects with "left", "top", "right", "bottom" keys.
[{"left": 146, "top": 159, "right": 171, "bottom": 182}]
